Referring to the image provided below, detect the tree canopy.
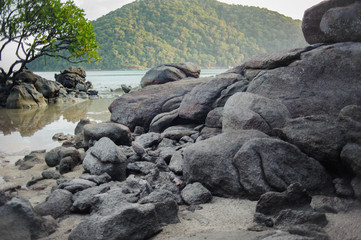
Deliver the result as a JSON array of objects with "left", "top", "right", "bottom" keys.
[
  {"left": 0, "top": 0, "right": 100, "bottom": 79},
  {"left": 28, "top": 0, "right": 307, "bottom": 71}
]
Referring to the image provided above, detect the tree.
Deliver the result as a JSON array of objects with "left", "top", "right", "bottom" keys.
[{"left": 0, "top": 0, "right": 100, "bottom": 80}]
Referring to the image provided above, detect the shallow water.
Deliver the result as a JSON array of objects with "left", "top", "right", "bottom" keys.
[{"left": 0, "top": 69, "right": 227, "bottom": 155}]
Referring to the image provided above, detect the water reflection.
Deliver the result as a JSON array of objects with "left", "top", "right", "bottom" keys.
[{"left": 0, "top": 98, "right": 114, "bottom": 154}]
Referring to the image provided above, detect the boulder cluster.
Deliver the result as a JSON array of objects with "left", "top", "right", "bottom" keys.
[
  {"left": 0, "top": 66, "right": 98, "bottom": 109},
  {"left": 1, "top": 0, "right": 361, "bottom": 239}
]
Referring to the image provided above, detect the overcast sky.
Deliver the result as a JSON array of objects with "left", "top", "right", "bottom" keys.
[{"left": 71, "top": 0, "right": 325, "bottom": 21}]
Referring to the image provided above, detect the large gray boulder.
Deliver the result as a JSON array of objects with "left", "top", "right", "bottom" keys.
[
  {"left": 109, "top": 78, "right": 207, "bottom": 131},
  {"left": 181, "top": 182, "right": 212, "bottom": 205},
  {"left": 246, "top": 42, "right": 361, "bottom": 118},
  {"left": 223, "top": 92, "right": 290, "bottom": 135},
  {"left": 275, "top": 115, "right": 346, "bottom": 169},
  {"left": 6, "top": 83, "right": 47, "bottom": 109},
  {"left": 233, "top": 138, "right": 333, "bottom": 199},
  {"left": 178, "top": 73, "right": 243, "bottom": 122},
  {"left": 140, "top": 62, "right": 200, "bottom": 87},
  {"left": 68, "top": 203, "right": 161, "bottom": 240},
  {"left": 340, "top": 143, "right": 361, "bottom": 176},
  {"left": 82, "top": 137, "right": 128, "bottom": 181},
  {"left": 302, "top": 0, "right": 361, "bottom": 44},
  {"left": 34, "top": 189, "right": 73, "bottom": 219},
  {"left": 183, "top": 130, "right": 269, "bottom": 198},
  {"left": 0, "top": 197, "right": 58, "bottom": 240},
  {"left": 83, "top": 122, "right": 132, "bottom": 147}
]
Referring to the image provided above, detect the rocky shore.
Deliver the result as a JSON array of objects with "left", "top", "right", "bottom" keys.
[{"left": 1, "top": 1, "right": 361, "bottom": 239}]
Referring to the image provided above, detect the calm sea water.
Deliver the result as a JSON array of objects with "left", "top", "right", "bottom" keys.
[{"left": 0, "top": 69, "right": 227, "bottom": 155}]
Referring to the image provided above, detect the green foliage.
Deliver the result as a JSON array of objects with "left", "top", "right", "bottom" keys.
[
  {"left": 28, "top": 0, "right": 306, "bottom": 71},
  {"left": 0, "top": 0, "right": 100, "bottom": 78}
]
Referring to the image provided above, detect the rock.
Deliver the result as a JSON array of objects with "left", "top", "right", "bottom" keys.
[
  {"left": 131, "top": 141, "right": 145, "bottom": 157},
  {"left": 6, "top": 83, "right": 47, "bottom": 109},
  {"left": 72, "top": 185, "right": 110, "bottom": 213},
  {"left": 58, "top": 156, "right": 76, "bottom": 174},
  {"left": 83, "top": 122, "right": 132, "bottom": 147},
  {"left": 338, "top": 105, "right": 361, "bottom": 144},
  {"left": 14, "top": 70, "right": 43, "bottom": 84},
  {"left": 110, "top": 78, "right": 206, "bottom": 131},
  {"left": 205, "top": 107, "right": 223, "bottom": 128},
  {"left": 127, "top": 161, "right": 157, "bottom": 175},
  {"left": 234, "top": 138, "right": 332, "bottom": 199},
  {"left": 351, "top": 176, "right": 361, "bottom": 200},
  {"left": 181, "top": 182, "right": 212, "bottom": 205},
  {"left": 274, "top": 210, "right": 328, "bottom": 228},
  {"left": 149, "top": 109, "right": 179, "bottom": 133},
  {"left": 139, "top": 190, "right": 180, "bottom": 225},
  {"left": 125, "top": 175, "right": 152, "bottom": 199},
  {"left": 75, "top": 83, "right": 87, "bottom": 92},
  {"left": 0, "top": 197, "right": 58, "bottom": 240},
  {"left": 80, "top": 173, "right": 112, "bottom": 185},
  {"left": 34, "top": 189, "right": 73, "bottom": 219},
  {"left": 340, "top": 143, "right": 361, "bottom": 176},
  {"left": 141, "top": 65, "right": 187, "bottom": 87},
  {"left": 161, "top": 127, "right": 197, "bottom": 141},
  {"left": 223, "top": 92, "right": 290, "bottom": 135},
  {"left": 55, "top": 66, "right": 86, "bottom": 88},
  {"left": 255, "top": 183, "right": 312, "bottom": 216},
  {"left": 57, "top": 178, "right": 97, "bottom": 194},
  {"left": 287, "top": 224, "right": 330, "bottom": 240},
  {"left": 183, "top": 130, "right": 269, "bottom": 198},
  {"left": 333, "top": 178, "right": 354, "bottom": 197},
  {"left": 247, "top": 43, "right": 361, "bottom": 118},
  {"left": 34, "top": 78, "right": 60, "bottom": 98},
  {"left": 134, "top": 132, "right": 161, "bottom": 148},
  {"left": 74, "top": 118, "right": 93, "bottom": 135},
  {"left": 18, "top": 150, "right": 46, "bottom": 170},
  {"left": 45, "top": 147, "right": 62, "bottom": 167},
  {"left": 213, "top": 78, "right": 249, "bottom": 107},
  {"left": 276, "top": 115, "right": 345, "bottom": 170},
  {"left": 169, "top": 151, "right": 184, "bottom": 175},
  {"left": 42, "top": 170, "right": 61, "bottom": 180},
  {"left": 140, "top": 62, "right": 200, "bottom": 88},
  {"left": 302, "top": 0, "right": 361, "bottom": 44},
  {"left": 121, "top": 84, "right": 131, "bottom": 93},
  {"left": 82, "top": 138, "right": 127, "bottom": 181},
  {"left": 68, "top": 203, "right": 161, "bottom": 240},
  {"left": 178, "top": 73, "right": 242, "bottom": 122}
]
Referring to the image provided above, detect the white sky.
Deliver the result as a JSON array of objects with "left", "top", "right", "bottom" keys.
[
  {"left": 72, "top": 0, "right": 325, "bottom": 21},
  {"left": 1, "top": 0, "right": 325, "bottom": 71}
]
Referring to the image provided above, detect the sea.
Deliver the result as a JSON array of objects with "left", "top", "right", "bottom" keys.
[{"left": 0, "top": 69, "right": 227, "bottom": 156}]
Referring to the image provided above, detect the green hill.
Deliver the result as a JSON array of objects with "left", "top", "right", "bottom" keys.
[{"left": 28, "top": 0, "right": 307, "bottom": 71}]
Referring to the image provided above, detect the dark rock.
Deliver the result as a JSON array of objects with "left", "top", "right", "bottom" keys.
[
  {"left": 340, "top": 143, "right": 361, "bottom": 176},
  {"left": 183, "top": 130, "right": 269, "bottom": 198},
  {"left": 274, "top": 210, "right": 328, "bottom": 228},
  {"left": 58, "top": 156, "right": 76, "bottom": 174},
  {"left": 83, "top": 122, "right": 132, "bottom": 147},
  {"left": 68, "top": 203, "right": 161, "bottom": 240},
  {"left": 141, "top": 65, "right": 187, "bottom": 87},
  {"left": 42, "top": 170, "right": 61, "bottom": 180},
  {"left": 131, "top": 141, "right": 145, "bottom": 157},
  {"left": 223, "top": 92, "right": 290, "bottom": 135},
  {"left": 74, "top": 118, "right": 93, "bottom": 135},
  {"left": 181, "top": 182, "right": 212, "bottom": 205},
  {"left": 161, "top": 126, "right": 197, "bottom": 141},
  {"left": 275, "top": 115, "right": 345, "bottom": 169},
  {"left": 14, "top": 70, "right": 42, "bottom": 84},
  {"left": 127, "top": 161, "right": 157, "bottom": 175},
  {"left": 19, "top": 150, "right": 46, "bottom": 170},
  {"left": 57, "top": 178, "right": 97, "bottom": 193},
  {"left": 213, "top": 79, "right": 249, "bottom": 107},
  {"left": 71, "top": 185, "right": 110, "bottom": 213},
  {"left": 125, "top": 175, "right": 152, "bottom": 199},
  {"left": 80, "top": 173, "right": 112, "bottom": 185},
  {"left": 0, "top": 197, "right": 58, "bottom": 240},
  {"left": 121, "top": 84, "right": 131, "bottom": 93},
  {"left": 234, "top": 138, "right": 332, "bottom": 199},
  {"left": 333, "top": 178, "right": 354, "bottom": 197},
  {"left": 34, "top": 78, "right": 60, "bottom": 98},
  {"left": 110, "top": 78, "right": 206, "bottom": 131},
  {"left": 247, "top": 43, "right": 361, "bottom": 118},
  {"left": 26, "top": 176, "right": 44, "bottom": 187},
  {"left": 6, "top": 83, "right": 47, "bottom": 109},
  {"left": 134, "top": 132, "right": 161, "bottom": 148},
  {"left": 169, "top": 151, "right": 184, "bottom": 175},
  {"left": 338, "top": 105, "right": 361, "bottom": 144},
  {"left": 34, "top": 189, "right": 73, "bottom": 218},
  {"left": 139, "top": 190, "right": 180, "bottom": 225},
  {"left": 55, "top": 66, "right": 86, "bottom": 88},
  {"left": 255, "top": 183, "right": 312, "bottom": 216},
  {"left": 165, "top": 62, "right": 201, "bottom": 78},
  {"left": 351, "top": 176, "right": 361, "bottom": 200},
  {"left": 149, "top": 109, "right": 179, "bottom": 133},
  {"left": 45, "top": 147, "right": 61, "bottom": 167},
  {"left": 59, "top": 147, "right": 81, "bottom": 164},
  {"left": 178, "top": 74, "right": 242, "bottom": 122},
  {"left": 302, "top": 0, "right": 360, "bottom": 44},
  {"left": 205, "top": 107, "right": 223, "bottom": 128}
]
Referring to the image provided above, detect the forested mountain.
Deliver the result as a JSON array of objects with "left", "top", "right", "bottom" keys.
[{"left": 28, "top": 0, "right": 307, "bottom": 71}]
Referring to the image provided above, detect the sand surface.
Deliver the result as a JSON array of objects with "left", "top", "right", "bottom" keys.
[{"left": 1, "top": 157, "right": 361, "bottom": 240}]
